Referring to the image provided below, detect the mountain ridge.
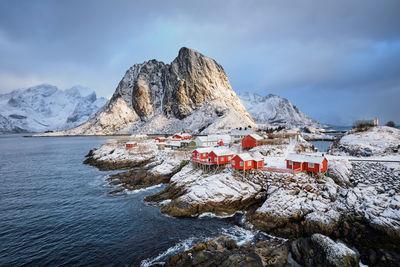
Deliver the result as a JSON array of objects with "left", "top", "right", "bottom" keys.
[
  {"left": 0, "top": 84, "right": 107, "bottom": 133},
  {"left": 238, "top": 92, "right": 320, "bottom": 127}
]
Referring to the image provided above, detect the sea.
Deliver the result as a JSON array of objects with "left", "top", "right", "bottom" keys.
[
  {"left": 0, "top": 134, "right": 263, "bottom": 266},
  {"left": 310, "top": 126, "right": 352, "bottom": 152}
]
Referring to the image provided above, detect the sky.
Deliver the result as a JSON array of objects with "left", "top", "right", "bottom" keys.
[{"left": 0, "top": 0, "right": 399, "bottom": 126}]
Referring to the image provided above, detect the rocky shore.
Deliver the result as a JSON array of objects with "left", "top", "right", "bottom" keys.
[
  {"left": 84, "top": 138, "right": 400, "bottom": 266},
  {"left": 163, "top": 233, "right": 367, "bottom": 267},
  {"left": 83, "top": 140, "right": 189, "bottom": 193},
  {"left": 147, "top": 159, "right": 399, "bottom": 265},
  {"left": 164, "top": 235, "right": 290, "bottom": 267},
  {"left": 145, "top": 166, "right": 265, "bottom": 217}
]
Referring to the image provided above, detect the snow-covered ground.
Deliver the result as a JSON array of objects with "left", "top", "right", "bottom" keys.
[{"left": 329, "top": 126, "right": 400, "bottom": 156}]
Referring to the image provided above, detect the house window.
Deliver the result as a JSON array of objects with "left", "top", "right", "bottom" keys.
[
  {"left": 219, "top": 156, "right": 223, "bottom": 161},
  {"left": 228, "top": 156, "right": 232, "bottom": 160},
  {"left": 247, "top": 161, "right": 251, "bottom": 166},
  {"left": 232, "top": 160, "right": 235, "bottom": 165},
  {"left": 308, "top": 163, "right": 314, "bottom": 168},
  {"left": 240, "top": 161, "right": 243, "bottom": 167}
]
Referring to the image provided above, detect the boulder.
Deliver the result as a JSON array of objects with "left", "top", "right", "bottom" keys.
[{"left": 291, "top": 234, "right": 359, "bottom": 267}]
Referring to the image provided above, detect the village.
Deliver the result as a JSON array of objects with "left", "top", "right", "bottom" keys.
[
  {"left": 84, "top": 121, "right": 400, "bottom": 267},
  {"left": 124, "top": 128, "right": 329, "bottom": 176}
]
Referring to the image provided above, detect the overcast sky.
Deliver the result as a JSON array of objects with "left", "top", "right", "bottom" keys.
[{"left": 0, "top": 0, "right": 399, "bottom": 125}]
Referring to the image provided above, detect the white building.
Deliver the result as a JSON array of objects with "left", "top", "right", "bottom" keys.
[
  {"left": 230, "top": 129, "right": 254, "bottom": 142},
  {"left": 195, "top": 135, "right": 232, "bottom": 147}
]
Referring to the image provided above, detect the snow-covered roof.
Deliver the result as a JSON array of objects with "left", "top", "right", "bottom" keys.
[
  {"left": 194, "top": 147, "right": 214, "bottom": 153},
  {"left": 252, "top": 153, "right": 264, "bottom": 161},
  {"left": 248, "top": 134, "right": 263, "bottom": 140},
  {"left": 286, "top": 153, "right": 326, "bottom": 164},
  {"left": 234, "top": 153, "right": 254, "bottom": 161},
  {"left": 196, "top": 134, "right": 231, "bottom": 142},
  {"left": 230, "top": 129, "right": 254, "bottom": 136},
  {"left": 210, "top": 148, "right": 234, "bottom": 156},
  {"left": 126, "top": 142, "right": 137, "bottom": 145}
]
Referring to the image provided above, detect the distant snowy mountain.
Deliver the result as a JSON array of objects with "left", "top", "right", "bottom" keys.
[
  {"left": 238, "top": 92, "right": 320, "bottom": 127},
  {"left": 0, "top": 84, "right": 107, "bottom": 133}
]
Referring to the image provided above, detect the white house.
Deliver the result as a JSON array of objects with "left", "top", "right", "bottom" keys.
[
  {"left": 230, "top": 129, "right": 254, "bottom": 142},
  {"left": 195, "top": 134, "right": 232, "bottom": 147}
]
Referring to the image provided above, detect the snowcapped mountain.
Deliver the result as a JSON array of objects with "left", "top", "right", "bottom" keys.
[
  {"left": 49, "top": 47, "right": 255, "bottom": 135},
  {"left": 0, "top": 84, "right": 107, "bottom": 133},
  {"left": 238, "top": 92, "right": 320, "bottom": 127}
]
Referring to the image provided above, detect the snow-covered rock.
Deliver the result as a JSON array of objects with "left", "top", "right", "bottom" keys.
[
  {"left": 327, "top": 159, "right": 353, "bottom": 187},
  {"left": 291, "top": 234, "right": 359, "bottom": 267},
  {"left": 250, "top": 160, "right": 400, "bottom": 250},
  {"left": 146, "top": 166, "right": 263, "bottom": 217},
  {"left": 329, "top": 126, "right": 400, "bottom": 156},
  {"left": 0, "top": 84, "right": 107, "bottom": 133},
  {"left": 238, "top": 92, "right": 320, "bottom": 127},
  {"left": 84, "top": 140, "right": 189, "bottom": 193},
  {"left": 47, "top": 47, "right": 256, "bottom": 136}
]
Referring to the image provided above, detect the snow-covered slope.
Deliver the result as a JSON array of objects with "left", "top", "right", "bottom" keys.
[
  {"left": 329, "top": 126, "right": 400, "bottom": 156},
  {"left": 50, "top": 47, "right": 256, "bottom": 136},
  {"left": 238, "top": 92, "right": 320, "bottom": 127},
  {"left": 0, "top": 84, "right": 107, "bottom": 133}
]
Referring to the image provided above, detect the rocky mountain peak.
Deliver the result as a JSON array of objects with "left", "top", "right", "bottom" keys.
[{"left": 57, "top": 47, "right": 255, "bottom": 135}]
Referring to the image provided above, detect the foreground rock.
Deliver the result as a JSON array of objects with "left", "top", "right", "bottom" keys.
[
  {"left": 291, "top": 234, "right": 359, "bottom": 267},
  {"left": 329, "top": 126, "right": 400, "bottom": 156},
  {"left": 145, "top": 166, "right": 265, "bottom": 217},
  {"left": 249, "top": 158, "right": 400, "bottom": 264},
  {"left": 84, "top": 140, "right": 189, "bottom": 193},
  {"left": 45, "top": 47, "right": 255, "bottom": 136},
  {"left": 165, "top": 235, "right": 290, "bottom": 267}
]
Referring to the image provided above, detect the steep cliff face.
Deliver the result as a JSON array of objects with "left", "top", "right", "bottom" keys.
[
  {"left": 238, "top": 92, "right": 320, "bottom": 127},
  {"left": 58, "top": 47, "right": 255, "bottom": 135}
]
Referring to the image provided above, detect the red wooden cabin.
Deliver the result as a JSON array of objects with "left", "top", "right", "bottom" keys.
[
  {"left": 286, "top": 154, "right": 328, "bottom": 173},
  {"left": 191, "top": 147, "right": 213, "bottom": 164},
  {"left": 242, "top": 134, "right": 264, "bottom": 149},
  {"left": 126, "top": 142, "right": 137, "bottom": 148},
  {"left": 173, "top": 133, "right": 192, "bottom": 141},
  {"left": 231, "top": 153, "right": 264, "bottom": 170},
  {"left": 208, "top": 149, "right": 234, "bottom": 165},
  {"left": 155, "top": 137, "right": 167, "bottom": 143}
]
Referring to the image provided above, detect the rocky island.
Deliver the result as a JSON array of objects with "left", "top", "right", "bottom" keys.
[{"left": 76, "top": 48, "right": 400, "bottom": 266}]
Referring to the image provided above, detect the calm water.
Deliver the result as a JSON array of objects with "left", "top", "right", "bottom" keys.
[
  {"left": 0, "top": 135, "right": 257, "bottom": 266},
  {"left": 310, "top": 141, "right": 332, "bottom": 152}
]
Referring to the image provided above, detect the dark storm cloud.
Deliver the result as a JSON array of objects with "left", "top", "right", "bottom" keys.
[{"left": 0, "top": 0, "right": 399, "bottom": 125}]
